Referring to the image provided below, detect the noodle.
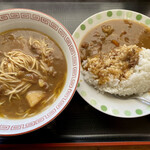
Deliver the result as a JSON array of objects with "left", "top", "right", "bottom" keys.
[
  {"left": 0, "top": 29, "right": 67, "bottom": 119},
  {"left": 0, "top": 41, "right": 52, "bottom": 101}
]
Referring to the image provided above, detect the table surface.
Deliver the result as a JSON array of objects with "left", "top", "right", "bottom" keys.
[
  {"left": 0, "top": 0, "right": 150, "bottom": 146},
  {"left": 1, "top": 145, "right": 150, "bottom": 150}
]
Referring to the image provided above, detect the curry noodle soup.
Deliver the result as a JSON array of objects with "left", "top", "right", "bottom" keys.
[{"left": 0, "top": 29, "right": 67, "bottom": 119}]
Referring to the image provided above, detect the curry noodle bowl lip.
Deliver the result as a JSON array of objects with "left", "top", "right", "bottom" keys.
[
  {"left": 0, "top": 8, "right": 80, "bottom": 136},
  {"left": 73, "top": 9, "right": 150, "bottom": 118}
]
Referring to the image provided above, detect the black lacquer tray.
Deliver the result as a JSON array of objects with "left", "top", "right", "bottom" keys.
[{"left": 0, "top": 0, "right": 150, "bottom": 146}]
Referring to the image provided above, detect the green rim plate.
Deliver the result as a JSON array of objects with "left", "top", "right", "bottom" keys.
[{"left": 73, "top": 9, "right": 150, "bottom": 118}]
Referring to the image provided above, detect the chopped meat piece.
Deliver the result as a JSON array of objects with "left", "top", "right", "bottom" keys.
[
  {"left": 31, "top": 42, "right": 40, "bottom": 50},
  {"left": 101, "top": 25, "right": 114, "bottom": 36},
  {"left": 17, "top": 71, "right": 25, "bottom": 78},
  {"left": 23, "top": 73, "right": 39, "bottom": 83},
  {"left": 0, "top": 85, "right": 6, "bottom": 94},
  {"left": 81, "top": 42, "right": 89, "bottom": 49},
  {"left": 7, "top": 34, "right": 15, "bottom": 40}
]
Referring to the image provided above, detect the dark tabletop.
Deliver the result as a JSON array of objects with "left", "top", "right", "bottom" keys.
[{"left": 0, "top": 0, "right": 150, "bottom": 144}]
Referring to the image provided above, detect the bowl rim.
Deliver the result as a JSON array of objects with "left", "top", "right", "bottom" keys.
[{"left": 0, "top": 8, "right": 80, "bottom": 136}]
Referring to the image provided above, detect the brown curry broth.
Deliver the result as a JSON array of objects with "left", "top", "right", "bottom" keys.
[
  {"left": 80, "top": 19, "right": 150, "bottom": 61},
  {"left": 0, "top": 29, "right": 67, "bottom": 119}
]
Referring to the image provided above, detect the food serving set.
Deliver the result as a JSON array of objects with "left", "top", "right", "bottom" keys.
[{"left": 0, "top": 1, "right": 150, "bottom": 146}]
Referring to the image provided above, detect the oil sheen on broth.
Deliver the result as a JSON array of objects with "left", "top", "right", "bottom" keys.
[
  {"left": 80, "top": 19, "right": 150, "bottom": 62},
  {"left": 0, "top": 29, "right": 67, "bottom": 119}
]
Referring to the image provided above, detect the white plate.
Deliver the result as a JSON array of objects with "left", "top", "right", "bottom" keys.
[{"left": 73, "top": 9, "right": 150, "bottom": 118}]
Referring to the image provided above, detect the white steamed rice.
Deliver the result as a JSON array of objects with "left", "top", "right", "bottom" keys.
[{"left": 82, "top": 47, "right": 150, "bottom": 96}]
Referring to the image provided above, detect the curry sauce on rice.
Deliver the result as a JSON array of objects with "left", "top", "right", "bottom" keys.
[
  {"left": 80, "top": 19, "right": 150, "bottom": 96},
  {"left": 83, "top": 45, "right": 141, "bottom": 85}
]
